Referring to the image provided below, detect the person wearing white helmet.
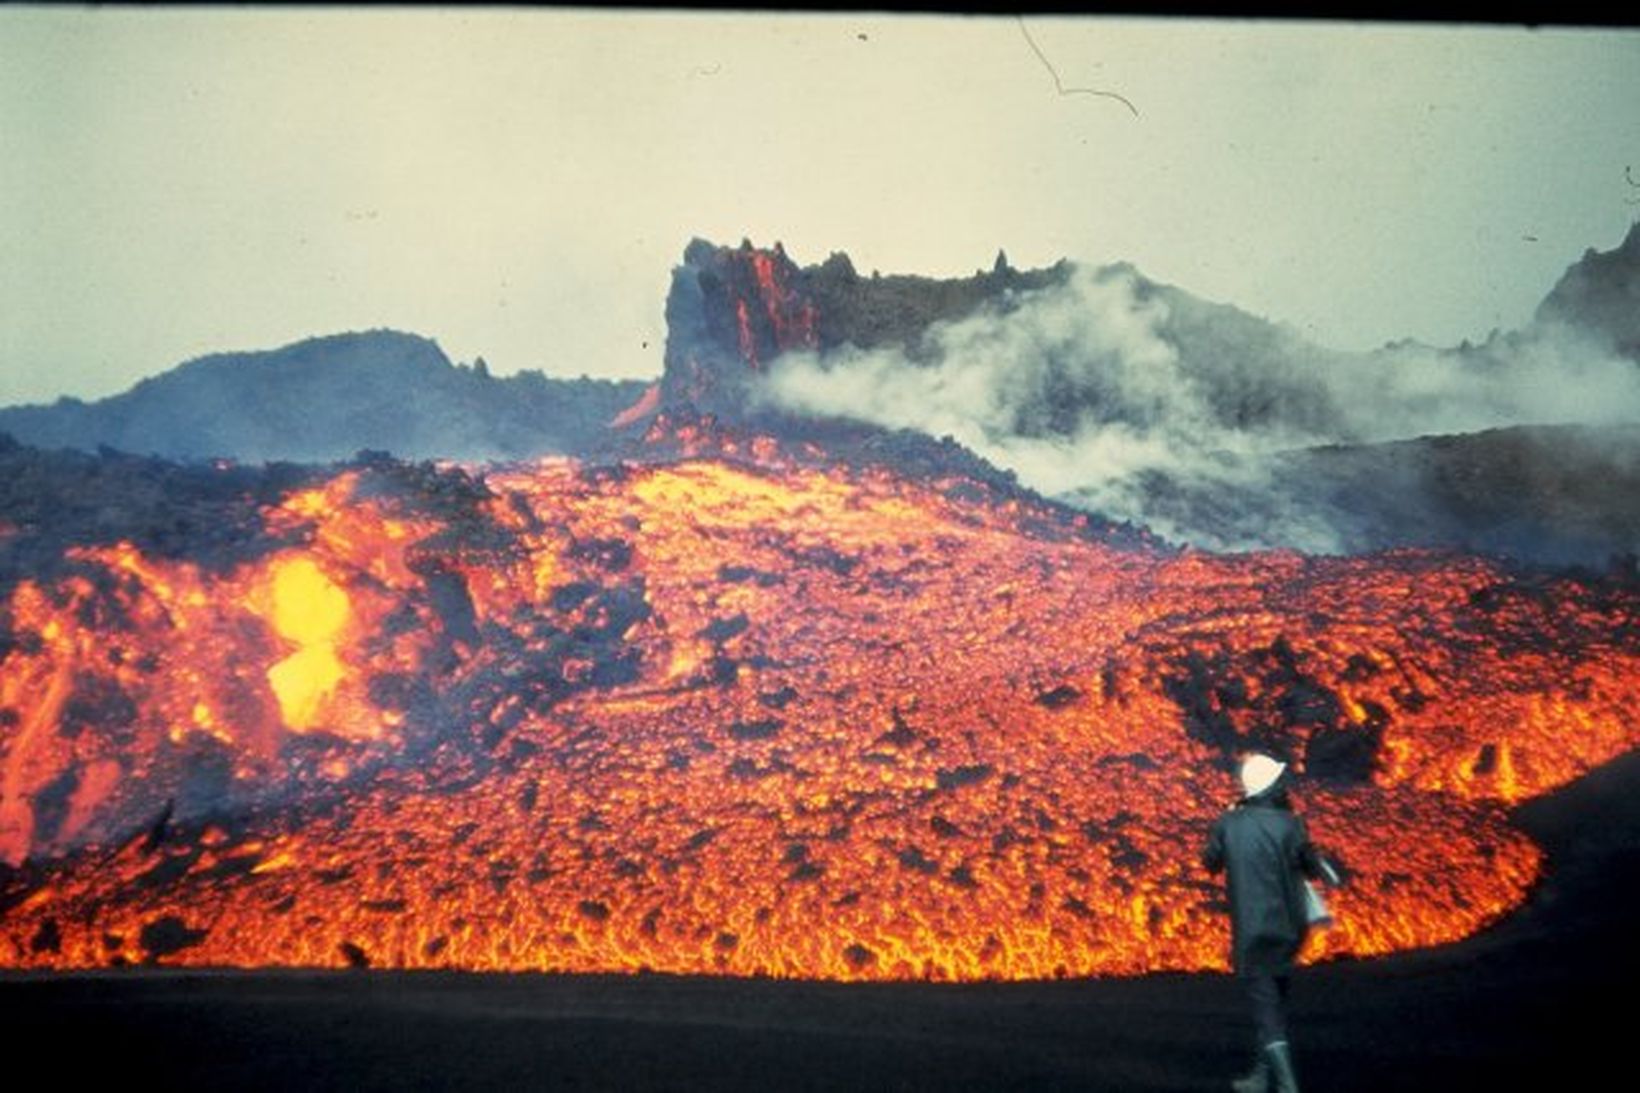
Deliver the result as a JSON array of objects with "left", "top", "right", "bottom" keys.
[{"left": 1203, "top": 752, "right": 1342, "bottom": 1093}]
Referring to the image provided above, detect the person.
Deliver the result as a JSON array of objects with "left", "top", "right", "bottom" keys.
[{"left": 1203, "top": 752, "right": 1340, "bottom": 1093}]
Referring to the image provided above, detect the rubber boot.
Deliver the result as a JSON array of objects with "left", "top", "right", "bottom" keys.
[
  {"left": 1230, "top": 1056, "right": 1269, "bottom": 1093},
  {"left": 1263, "top": 1040, "right": 1300, "bottom": 1093}
]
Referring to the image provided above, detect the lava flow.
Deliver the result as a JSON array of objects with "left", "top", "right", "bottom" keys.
[{"left": 2, "top": 446, "right": 1636, "bottom": 981}]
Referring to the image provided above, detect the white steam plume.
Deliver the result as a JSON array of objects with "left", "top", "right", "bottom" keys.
[{"left": 753, "top": 265, "right": 1640, "bottom": 552}]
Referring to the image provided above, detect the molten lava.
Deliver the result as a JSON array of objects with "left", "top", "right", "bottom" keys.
[
  {"left": 1, "top": 451, "right": 1636, "bottom": 980},
  {"left": 262, "top": 556, "right": 352, "bottom": 732},
  {"left": 742, "top": 245, "right": 819, "bottom": 366}
]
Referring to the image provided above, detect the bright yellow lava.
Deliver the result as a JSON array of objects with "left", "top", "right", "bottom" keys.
[{"left": 265, "top": 556, "right": 350, "bottom": 731}]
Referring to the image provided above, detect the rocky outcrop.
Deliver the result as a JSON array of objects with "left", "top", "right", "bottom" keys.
[
  {"left": 1534, "top": 221, "right": 1640, "bottom": 359},
  {"left": 0, "top": 330, "right": 647, "bottom": 464},
  {"left": 655, "top": 237, "right": 1069, "bottom": 417}
]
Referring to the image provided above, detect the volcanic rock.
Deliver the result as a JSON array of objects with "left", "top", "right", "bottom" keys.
[
  {"left": 655, "top": 237, "right": 1068, "bottom": 418},
  {"left": 1534, "top": 220, "right": 1640, "bottom": 359},
  {"left": 0, "top": 330, "right": 647, "bottom": 463}
]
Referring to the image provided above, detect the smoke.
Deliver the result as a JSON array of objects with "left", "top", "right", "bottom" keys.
[{"left": 754, "top": 265, "right": 1640, "bottom": 553}]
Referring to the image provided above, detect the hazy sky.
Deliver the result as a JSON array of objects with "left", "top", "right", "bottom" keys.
[{"left": 3, "top": 7, "right": 1638, "bottom": 407}]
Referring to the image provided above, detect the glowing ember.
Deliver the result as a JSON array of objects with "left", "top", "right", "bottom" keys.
[{"left": 0, "top": 452, "right": 1635, "bottom": 980}]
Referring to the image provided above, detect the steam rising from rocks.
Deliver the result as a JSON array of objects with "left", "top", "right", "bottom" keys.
[{"left": 755, "top": 265, "right": 1640, "bottom": 553}]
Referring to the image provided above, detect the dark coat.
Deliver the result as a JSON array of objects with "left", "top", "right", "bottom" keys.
[{"left": 1202, "top": 790, "right": 1326, "bottom": 976}]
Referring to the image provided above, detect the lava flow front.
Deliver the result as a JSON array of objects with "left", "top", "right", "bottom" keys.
[{"left": 1, "top": 450, "right": 1636, "bottom": 980}]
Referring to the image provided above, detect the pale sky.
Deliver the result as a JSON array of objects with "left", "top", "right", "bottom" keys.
[{"left": 2, "top": 7, "right": 1638, "bottom": 407}]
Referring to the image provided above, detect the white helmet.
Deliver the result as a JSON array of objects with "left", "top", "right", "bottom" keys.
[{"left": 1239, "top": 753, "right": 1287, "bottom": 798}]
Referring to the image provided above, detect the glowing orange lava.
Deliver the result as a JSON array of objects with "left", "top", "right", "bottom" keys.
[{"left": 1, "top": 454, "right": 1635, "bottom": 980}]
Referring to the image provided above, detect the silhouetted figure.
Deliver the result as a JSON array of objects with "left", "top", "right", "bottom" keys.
[{"left": 1203, "top": 754, "right": 1340, "bottom": 1093}]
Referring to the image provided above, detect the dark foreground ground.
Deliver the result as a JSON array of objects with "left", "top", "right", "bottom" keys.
[{"left": 5, "top": 750, "right": 1638, "bottom": 1092}]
